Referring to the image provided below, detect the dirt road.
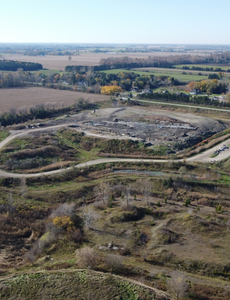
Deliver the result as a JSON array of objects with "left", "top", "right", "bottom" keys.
[{"left": 0, "top": 124, "right": 229, "bottom": 178}]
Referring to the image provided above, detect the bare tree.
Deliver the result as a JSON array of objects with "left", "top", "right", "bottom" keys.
[
  {"left": 83, "top": 206, "right": 100, "bottom": 229},
  {"left": 7, "top": 193, "right": 14, "bottom": 214},
  {"left": 17, "top": 105, "right": 28, "bottom": 115},
  {"left": 20, "top": 177, "right": 27, "bottom": 197},
  {"left": 167, "top": 271, "right": 188, "bottom": 300},
  {"left": 105, "top": 254, "right": 124, "bottom": 273},
  {"left": 45, "top": 102, "right": 57, "bottom": 110},
  {"left": 124, "top": 184, "right": 132, "bottom": 207},
  {"left": 226, "top": 219, "right": 230, "bottom": 232},
  {"left": 50, "top": 203, "right": 75, "bottom": 218},
  {"left": 94, "top": 181, "right": 111, "bottom": 206},
  {"left": 8, "top": 107, "right": 17, "bottom": 116},
  {"left": 136, "top": 178, "right": 152, "bottom": 206},
  {"left": 142, "top": 178, "right": 152, "bottom": 206},
  {"left": 75, "top": 247, "right": 99, "bottom": 269}
]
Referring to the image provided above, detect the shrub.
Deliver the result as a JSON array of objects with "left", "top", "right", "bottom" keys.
[
  {"left": 53, "top": 216, "right": 73, "bottom": 230},
  {"left": 104, "top": 254, "right": 124, "bottom": 273},
  {"left": 215, "top": 204, "right": 222, "bottom": 213},
  {"left": 156, "top": 201, "right": 161, "bottom": 207},
  {"left": 184, "top": 198, "right": 191, "bottom": 207},
  {"left": 108, "top": 194, "right": 115, "bottom": 208},
  {"left": 163, "top": 177, "right": 173, "bottom": 189},
  {"left": 67, "top": 227, "right": 83, "bottom": 243}
]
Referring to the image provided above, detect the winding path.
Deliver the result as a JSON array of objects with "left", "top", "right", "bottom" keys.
[{"left": 0, "top": 126, "right": 230, "bottom": 178}]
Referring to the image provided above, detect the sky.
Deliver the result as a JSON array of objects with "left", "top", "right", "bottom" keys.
[{"left": 1, "top": 0, "right": 230, "bottom": 44}]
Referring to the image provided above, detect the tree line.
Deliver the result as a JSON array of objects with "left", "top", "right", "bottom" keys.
[
  {"left": 188, "top": 80, "right": 227, "bottom": 94},
  {"left": 0, "top": 60, "right": 43, "bottom": 71},
  {"left": 0, "top": 103, "right": 70, "bottom": 127},
  {"left": 138, "top": 92, "right": 230, "bottom": 107},
  {"left": 98, "top": 52, "right": 230, "bottom": 70},
  {"left": 181, "top": 65, "right": 230, "bottom": 73}
]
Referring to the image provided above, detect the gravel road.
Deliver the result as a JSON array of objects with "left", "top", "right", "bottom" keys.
[{"left": 0, "top": 125, "right": 229, "bottom": 178}]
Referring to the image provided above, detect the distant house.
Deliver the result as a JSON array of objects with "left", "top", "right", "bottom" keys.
[
  {"left": 210, "top": 96, "right": 218, "bottom": 101},
  {"left": 131, "top": 87, "right": 140, "bottom": 92},
  {"left": 175, "top": 92, "right": 189, "bottom": 97},
  {"left": 218, "top": 96, "right": 226, "bottom": 103},
  {"left": 190, "top": 89, "right": 201, "bottom": 95},
  {"left": 142, "top": 89, "right": 152, "bottom": 94},
  {"left": 162, "top": 90, "right": 169, "bottom": 94}
]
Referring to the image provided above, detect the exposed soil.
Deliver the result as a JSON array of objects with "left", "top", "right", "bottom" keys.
[
  {"left": 0, "top": 87, "right": 109, "bottom": 112},
  {"left": 77, "top": 106, "right": 228, "bottom": 148}
]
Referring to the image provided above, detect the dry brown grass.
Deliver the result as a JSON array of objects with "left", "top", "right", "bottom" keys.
[{"left": 0, "top": 87, "right": 109, "bottom": 111}]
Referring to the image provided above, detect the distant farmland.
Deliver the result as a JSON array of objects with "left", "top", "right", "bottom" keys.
[
  {"left": 135, "top": 66, "right": 224, "bottom": 75},
  {"left": 4, "top": 52, "right": 208, "bottom": 70},
  {"left": 0, "top": 87, "right": 109, "bottom": 112},
  {"left": 101, "top": 68, "right": 209, "bottom": 81},
  {"left": 174, "top": 64, "right": 230, "bottom": 70}
]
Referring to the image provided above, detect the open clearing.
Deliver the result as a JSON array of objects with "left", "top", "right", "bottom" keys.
[
  {"left": 4, "top": 52, "right": 208, "bottom": 70},
  {"left": 0, "top": 87, "right": 109, "bottom": 111},
  {"left": 102, "top": 68, "right": 209, "bottom": 81}
]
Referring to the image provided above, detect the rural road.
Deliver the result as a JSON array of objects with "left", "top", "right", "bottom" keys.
[
  {"left": 0, "top": 125, "right": 230, "bottom": 178},
  {"left": 131, "top": 98, "right": 230, "bottom": 113}
]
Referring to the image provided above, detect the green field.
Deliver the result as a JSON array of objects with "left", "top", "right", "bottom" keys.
[
  {"left": 174, "top": 64, "right": 230, "bottom": 70},
  {"left": 101, "top": 68, "right": 209, "bottom": 81},
  {"left": 31, "top": 69, "right": 66, "bottom": 75}
]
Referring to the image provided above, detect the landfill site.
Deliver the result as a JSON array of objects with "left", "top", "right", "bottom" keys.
[{"left": 34, "top": 106, "right": 229, "bottom": 149}]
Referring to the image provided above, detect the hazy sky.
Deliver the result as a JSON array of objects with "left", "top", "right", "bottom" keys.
[{"left": 1, "top": 0, "right": 230, "bottom": 44}]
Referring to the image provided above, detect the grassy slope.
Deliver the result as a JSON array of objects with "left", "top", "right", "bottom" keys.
[{"left": 0, "top": 270, "right": 171, "bottom": 300}]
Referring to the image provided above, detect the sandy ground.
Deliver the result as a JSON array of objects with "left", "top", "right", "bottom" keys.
[
  {"left": 4, "top": 52, "right": 208, "bottom": 70},
  {"left": 0, "top": 87, "right": 109, "bottom": 111}
]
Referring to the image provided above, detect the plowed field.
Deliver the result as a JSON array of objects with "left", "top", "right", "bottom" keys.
[{"left": 0, "top": 87, "right": 109, "bottom": 111}]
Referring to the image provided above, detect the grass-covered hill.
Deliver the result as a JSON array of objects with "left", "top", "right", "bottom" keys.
[{"left": 0, "top": 270, "right": 171, "bottom": 300}]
